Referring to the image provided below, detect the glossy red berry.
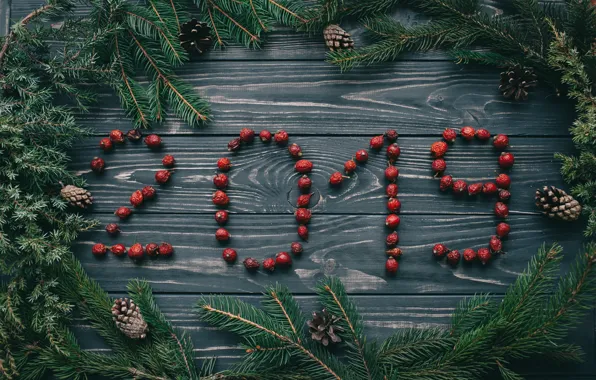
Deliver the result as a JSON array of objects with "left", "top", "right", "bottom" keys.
[
  {"left": 217, "top": 157, "right": 232, "bottom": 172},
  {"left": 496, "top": 222, "right": 511, "bottom": 238},
  {"left": 297, "top": 175, "right": 312, "bottom": 192},
  {"left": 432, "top": 243, "right": 449, "bottom": 258},
  {"left": 162, "top": 155, "right": 176, "bottom": 167},
  {"left": 498, "top": 152, "right": 515, "bottom": 168},
  {"left": 482, "top": 182, "right": 498, "bottom": 195},
  {"left": 494, "top": 202, "right": 509, "bottom": 218},
  {"left": 213, "top": 173, "right": 229, "bottom": 189},
  {"left": 452, "top": 180, "right": 468, "bottom": 195},
  {"left": 212, "top": 190, "right": 229, "bottom": 206},
  {"left": 295, "top": 208, "right": 312, "bottom": 224},
  {"left": 144, "top": 134, "right": 162, "bottom": 149},
  {"left": 99, "top": 137, "right": 113, "bottom": 152},
  {"left": 344, "top": 159, "right": 357, "bottom": 174},
  {"left": 447, "top": 250, "right": 461, "bottom": 265},
  {"left": 159, "top": 242, "right": 174, "bottom": 257},
  {"left": 475, "top": 128, "right": 491, "bottom": 141},
  {"left": 385, "top": 214, "right": 400, "bottom": 229},
  {"left": 385, "top": 257, "right": 399, "bottom": 273},
  {"left": 386, "top": 247, "right": 403, "bottom": 257},
  {"left": 463, "top": 248, "right": 477, "bottom": 262},
  {"left": 431, "top": 159, "right": 446, "bottom": 174},
  {"left": 493, "top": 134, "right": 509, "bottom": 150},
  {"left": 145, "top": 243, "right": 159, "bottom": 257},
  {"left": 329, "top": 171, "right": 345, "bottom": 186},
  {"left": 467, "top": 183, "right": 483, "bottom": 196},
  {"left": 263, "top": 257, "right": 276, "bottom": 271},
  {"left": 90, "top": 157, "right": 105, "bottom": 173},
  {"left": 141, "top": 186, "right": 156, "bottom": 200},
  {"left": 495, "top": 173, "right": 511, "bottom": 189},
  {"left": 489, "top": 236, "right": 502, "bottom": 253},
  {"left": 295, "top": 159, "right": 313, "bottom": 174},
  {"left": 92, "top": 243, "right": 107, "bottom": 256},
  {"left": 105, "top": 223, "right": 120, "bottom": 235},
  {"left": 477, "top": 247, "right": 492, "bottom": 265},
  {"left": 385, "top": 165, "right": 399, "bottom": 181},
  {"left": 275, "top": 251, "right": 292, "bottom": 266},
  {"left": 129, "top": 190, "right": 144, "bottom": 207},
  {"left": 297, "top": 225, "right": 309, "bottom": 241},
  {"left": 243, "top": 257, "right": 260, "bottom": 270},
  {"left": 215, "top": 210, "right": 229, "bottom": 225},
  {"left": 386, "top": 144, "right": 401, "bottom": 160},
  {"left": 387, "top": 198, "right": 401, "bottom": 213},
  {"left": 111, "top": 243, "right": 126, "bottom": 256},
  {"left": 370, "top": 135, "right": 384, "bottom": 150},
  {"left": 438, "top": 175, "right": 453, "bottom": 191},
  {"left": 274, "top": 130, "right": 289, "bottom": 145},
  {"left": 259, "top": 130, "right": 272, "bottom": 142},
  {"left": 109, "top": 129, "right": 125, "bottom": 143},
  {"left": 291, "top": 242, "right": 303, "bottom": 255},
  {"left": 288, "top": 143, "right": 302, "bottom": 158},
  {"left": 222, "top": 248, "right": 237, "bottom": 263},
  {"left": 215, "top": 228, "right": 231, "bottom": 241},
  {"left": 430, "top": 141, "right": 448, "bottom": 158},
  {"left": 498, "top": 189, "right": 511, "bottom": 202},
  {"left": 297, "top": 193, "right": 313, "bottom": 207},
  {"left": 386, "top": 183, "right": 398, "bottom": 198},
  {"left": 442, "top": 128, "right": 457, "bottom": 143},
  {"left": 126, "top": 129, "right": 142, "bottom": 142},
  {"left": 386, "top": 232, "right": 399, "bottom": 247},
  {"left": 355, "top": 149, "right": 368, "bottom": 163},
  {"left": 239, "top": 128, "right": 255, "bottom": 143},
  {"left": 385, "top": 129, "right": 398, "bottom": 142},
  {"left": 155, "top": 170, "right": 172, "bottom": 184},
  {"left": 115, "top": 206, "right": 132, "bottom": 219},
  {"left": 460, "top": 126, "right": 475, "bottom": 140},
  {"left": 227, "top": 137, "right": 241, "bottom": 152},
  {"left": 128, "top": 243, "right": 144, "bottom": 259}
]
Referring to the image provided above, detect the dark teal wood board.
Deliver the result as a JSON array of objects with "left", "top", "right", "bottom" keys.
[{"left": 9, "top": 0, "right": 595, "bottom": 378}]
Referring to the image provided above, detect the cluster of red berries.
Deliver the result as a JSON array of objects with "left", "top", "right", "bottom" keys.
[
  {"left": 430, "top": 126, "right": 514, "bottom": 266},
  {"left": 92, "top": 130, "right": 176, "bottom": 260},
  {"left": 215, "top": 128, "right": 313, "bottom": 271},
  {"left": 329, "top": 129, "right": 403, "bottom": 274}
]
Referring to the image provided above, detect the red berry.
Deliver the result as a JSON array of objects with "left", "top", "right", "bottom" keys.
[
  {"left": 222, "top": 248, "right": 237, "bottom": 263},
  {"left": 263, "top": 257, "right": 276, "bottom": 271},
  {"left": 329, "top": 171, "right": 345, "bottom": 186},
  {"left": 385, "top": 214, "right": 400, "bottom": 229},
  {"left": 239, "top": 128, "right": 255, "bottom": 143},
  {"left": 295, "top": 208, "right": 312, "bottom": 224},
  {"left": 158, "top": 243, "right": 174, "bottom": 256},
  {"left": 92, "top": 243, "right": 107, "bottom": 256},
  {"left": 386, "top": 183, "right": 398, "bottom": 197},
  {"left": 442, "top": 128, "right": 457, "bottom": 143},
  {"left": 162, "top": 155, "right": 176, "bottom": 167},
  {"left": 386, "top": 232, "right": 399, "bottom": 247},
  {"left": 467, "top": 183, "right": 482, "bottom": 196},
  {"left": 90, "top": 157, "right": 105, "bottom": 173},
  {"left": 215, "top": 228, "right": 231, "bottom": 241},
  {"left": 145, "top": 243, "right": 159, "bottom": 257},
  {"left": 109, "top": 129, "right": 125, "bottom": 143},
  {"left": 482, "top": 182, "right": 498, "bottom": 195},
  {"left": 452, "top": 180, "right": 468, "bottom": 195},
  {"left": 498, "top": 152, "right": 515, "bottom": 168},
  {"left": 297, "top": 225, "right": 309, "bottom": 241},
  {"left": 259, "top": 130, "right": 272, "bottom": 142},
  {"left": 495, "top": 174, "right": 511, "bottom": 189},
  {"left": 493, "top": 134, "right": 509, "bottom": 150},
  {"left": 387, "top": 198, "right": 401, "bottom": 213},
  {"left": 217, "top": 157, "right": 232, "bottom": 172},
  {"left": 155, "top": 170, "right": 172, "bottom": 184},
  {"left": 243, "top": 257, "right": 260, "bottom": 270},
  {"left": 386, "top": 247, "right": 403, "bottom": 257},
  {"left": 111, "top": 243, "right": 126, "bottom": 256},
  {"left": 431, "top": 159, "right": 446, "bottom": 174},
  {"left": 430, "top": 141, "right": 448, "bottom": 158},
  {"left": 99, "top": 137, "right": 113, "bottom": 152},
  {"left": 212, "top": 190, "right": 229, "bottom": 206},
  {"left": 370, "top": 135, "right": 384, "bottom": 150},
  {"left": 114, "top": 206, "right": 132, "bottom": 219},
  {"left": 463, "top": 248, "right": 477, "bottom": 262},
  {"left": 288, "top": 143, "right": 302, "bottom": 158},
  {"left": 478, "top": 247, "right": 492, "bottom": 265},
  {"left": 498, "top": 189, "right": 511, "bottom": 202},
  {"left": 291, "top": 242, "right": 303, "bottom": 255},
  {"left": 439, "top": 175, "right": 453, "bottom": 191},
  {"left": 144, "top": 134, "right": 162, "bottom": 149},
  {"left": 386, "top": 144, "right": 401, "bottom": 160},
  {"left": 274, "top": 130, "right": 289, "bottom": 145},
  {"left": 215, "top": 210, "right": 229, "bottom": 225},
  {"left": 447, "top": 250, "right": 461, "bottom": 265},
  {"left": 105, "top": 223, "right": 120, "bottom": 235},
  {"left": 213, "top": 173, "right": 229, "bottom": 189},
  {"left": 432, "top": 243, "right": 449, "bottom": 258},
  {"left": 126, "top": 129, "right": 142, "bottom": 142},
  {"left": 385, "top": 165, "right": 399, "bottom": 181},
  {"left": 129, "top": 190, "right": 144, "bottom": 207},
  {"left": 385, "top": 129, "right": 398, "bottom": 142},
  {"left": 141, "top": 186, "right": 156, "bottom": 200},
  {"left": 496, "top": 222, "right": 510, "bottom": 238},
  {"left": 475, "top": 128, "right": 491, "bottom": 141},
  {"left": 344, "top": 159, "right": 357, "bottom": 174},
  {"left": 295, "top": 159, "right": 313, "bottom": 174},
  {"left": 128, "top": 243, "right": 144, "bottom": 259},
  {"left": 297, "top": 193, "right": 313, "bottom": 207},
  {"left": 494, "top": 202, "right": 509, "bottom": 218},
  {"left": 385, "top": 257, "right": 399, "bottom": 273},
  {"left": 460, "top": 126, "right": 475, "bottom": 140},
  {"left": 297, "top": 175, "right": 312, "bottom": 192},
  {"left": 489, "top": 236, "right": 502, "bottom": 253},
  {"left": 355, "top": 149, "right": 368, "bottom": 163},
  {"left": 228, "top": 137, "right": 241, "bottom": 152},
  {"left": 275, "top": 251, "right": 292, "bottom": 266}
]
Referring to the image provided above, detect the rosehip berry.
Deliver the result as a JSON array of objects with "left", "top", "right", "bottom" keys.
[
  {"left": 275, "top": 251, "right": 292, "bottom": 266},
  {"left": 460, "top": 126, "right": 475, "bottom": 140},
  {"left": 344, "top": 159, "right": 357, "bottom": 174},
  {"left": 239, "top": 128, "right": 255, "bottom": 143},
  {"left": 259, "top": 130, "right": 272, "bottom": 142},
  {"left": 475, "top": 128, "right": 491, "bottom": 141},
  {"left": 144, "top": 134, "right": 162, "bottom": 149},
  {"left": 439, "top": 175, "right": 453, "bottom": 191},
  {"left": 385, "top": 129, "right": 398, "bottom": 142},
  {"left": 432, "top": 243, "right": 449, "bottom": 258},
  {"left": 92, "top": 243, "right": 107, "bottom": 256},
  {"left": 215, "top": 210, "right": 229, "bottom": 225},
  {"left": 111, "top": 243, "right": 126, "bottom": 256},
  {"left": 129, "top": 190, "right": 144, "bottom": 207},
  {"left": 291, "top": 242, "right": 303, "bottom": 255},
  {"left": 498, "top": 152, "right": 515, "bottom": 168},
  {"left": 145, "top": 243, "right": 159, "bottom": 257},
  {"left": 217, "top": 157, "right": 232, "bottom": 172},
  {"left": 109, "top": 129, "right": 125, "bottom": 143},
  {"left": 489, "top": 236, "right": 502, "bottom": 253},
  {"left": 141, "top": 186, "right": 156, "bottom": 200},
  {"left": 442, "top": 128, "right": 457, "bottom": 143},
  {"left": 297, "top": 193, "right": 313, "bottom": 208},
  {"left": 452, "top": 180, "right": 468, "bottom": 195},
  {"left": 478, "top": 247, "right": 492, "bottom": 265},
  {"left": 162, "top": 154, "right": 176, "bottom": 167},
  {"left": 212, "top": 190, "right": 229, "bottom": 206},
  {"left": 159, "top": 242, "right": 174, "bottom": 257},
  {"left": 430, "top": 141, "right": 448, "bottom": 158},
  {"left": 298, "top": 175, "right": 312, "bottom": 192},
  {"left": 243, "top": 257, "right": 260, "bottom": 270},
  {"left": 90, "top": 157, "right": 105, "bottom": 173},
  {"left": 105, "top": 223, "right": 120, "bottom": 235},
  {"left": 495, "top": 173, "right": 511, "bottom": 189},
  {"left": 288, "top": 143, "right": 302, "bottom": 158},
  {"left": 447, "top": 250, "right": 461, "bottom": 265},
  {"left": 155, "top": 170, "right": 172, "bottom": 184},
  {"left": 467, "top": 183, "right": 482, "bottom": 196},
  {"left": 386, "top": 144, "right": 401, "bottom": 160},
  {"left": 215, "top": 228, "right": 231, "bottom": 241},
  {"left": 274, "top": 130, "right": 289, "bottom": 145},
  {"left": 295, "top": 208, "right": 312, "bottom": 224},
  {"left": 431, "top": 159, "right": 446, "bottom": 174},
  {"left": 498, "top": 189, "right": 511, "bottom": 202},
  {"left": 295, "top": 159, "right": 313, "bottom": 174},
  {"left": 386, "top": 232, "right": 399, "bottom": 247},
  {"left": 385, "top": 165, "right": 399, "bottom": 181},
  {"left": 114, "top": 206, "right": 132, "bottom": 219},
  {"left": 370, "top": 135, "right": 385, "bottom": 150},
  {"left": 463, "top": 248, "right": 477, "bottom": 262},
  {"left": 385, "top": 257, "right": 399, "bottom": 273},
  {"left": 386, "top": 247, "right": 403, "bottom": 257},
  {"left": 386, "top": 183, "right": 398, "bottom": 198},
  {"left": 493, "top": 134, "right": 509, "bottom": 150},
  {"left": 99, "top": 137, "right": 113, "bottom": 152},
  {"left": 494, "top": 202, "right": 509, "bottom": 218},
  {"left": 222, "top": 248, "right": 237, "bottom": 263},
  {"left": 297, "top": 225, "right": 309, "bottom": 241},
  {"left": 387, "top": 198, "right": 401, "bottom": 213},
  {"left": 385, "top": 214, "right": 400, "bottom": 229},
  {"left": 263, "top": 257, "right": 276, "bottom": 271},
  {"left": 355, "top": 149, "right": 368, "bottom": 163},
  {"left": 482, "top": 182, "right": 498, "bottom": 195},
  {"left": 329, "top": 171, "right": 346, "bottom": 186},
  {"left": 228, "top": 137, "right": 241, "bottom": 152},
  {"left": 213, "top": 173, "right": 229, "bottom": 189},
  {"left": 126, "top": 129, "right": 142, "bottom": 142},
  {"left": 128, "top": 243, "right": 144, "bottom": 259},
  {"left": 496, "top": 222, "right": 511, "bottom": 238}
]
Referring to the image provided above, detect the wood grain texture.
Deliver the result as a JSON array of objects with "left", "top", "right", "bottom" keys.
[
  {"left": 71, "top": 293, "right": 595, "bottom": 376},
  {"left": 70, "top": 136, "right": 575, "bottom": 215},
  {"left": 74, "top": 213, "right": 584, "bottom": 294}
]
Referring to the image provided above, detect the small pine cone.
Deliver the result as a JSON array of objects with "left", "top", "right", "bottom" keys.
[
  {"left": 535, "top": 186, "right": 582, "bottom": 221},
  {"left": 323, "top": 24, "right": 354, "bottom": 51},
  {"left": 179, "top": 19, "right": 212, "bottom": 54},
  {"left": 499, "top": 64, "right": 537, "bottom": 101},
  {"left": 60, "top": 183, "right": 93, "bottom": 208},
  {"left": 111, "top": 298, "right": 148, "bottom": 339}
]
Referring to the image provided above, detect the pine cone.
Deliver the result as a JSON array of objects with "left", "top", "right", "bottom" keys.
[
  {"left": 60, "top": 183, "right": 93, "bottom": 208},
  {"left": 323, "top": 24, "right": 354, "bottom": 52},
  {"left": 111, "top": 298, "right": 148, "bottom": 339},
  {"left": 307, "top": 308, "right": 343, "bottom": 346},
  {"left": 499, "top": 64, "right": 537, "bottom": 101},
  {"left": 179, "top": 19, "right": 212, "bottom": 54},
  {"left": 535, "top": 186, "right": 582, "bottom": 222}
]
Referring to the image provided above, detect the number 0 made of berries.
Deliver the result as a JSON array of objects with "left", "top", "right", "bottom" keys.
[{"left": 213, "top": 129, "right": 313, "bottom": 272}]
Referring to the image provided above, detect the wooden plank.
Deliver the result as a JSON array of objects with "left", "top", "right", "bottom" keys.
[
  {"left": 70, "top": 136, "right": 575, "bottom": 215},
  {"left": 73, "top": 213, "right": 584, "bottom": 294},
  {"left": 71, "top": 294, "right": 596, "bottom": 376}
]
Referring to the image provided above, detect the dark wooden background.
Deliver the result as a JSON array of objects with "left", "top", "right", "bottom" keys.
[{"left": 8, "top": 0, "right": 595, "bottom": 378}]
